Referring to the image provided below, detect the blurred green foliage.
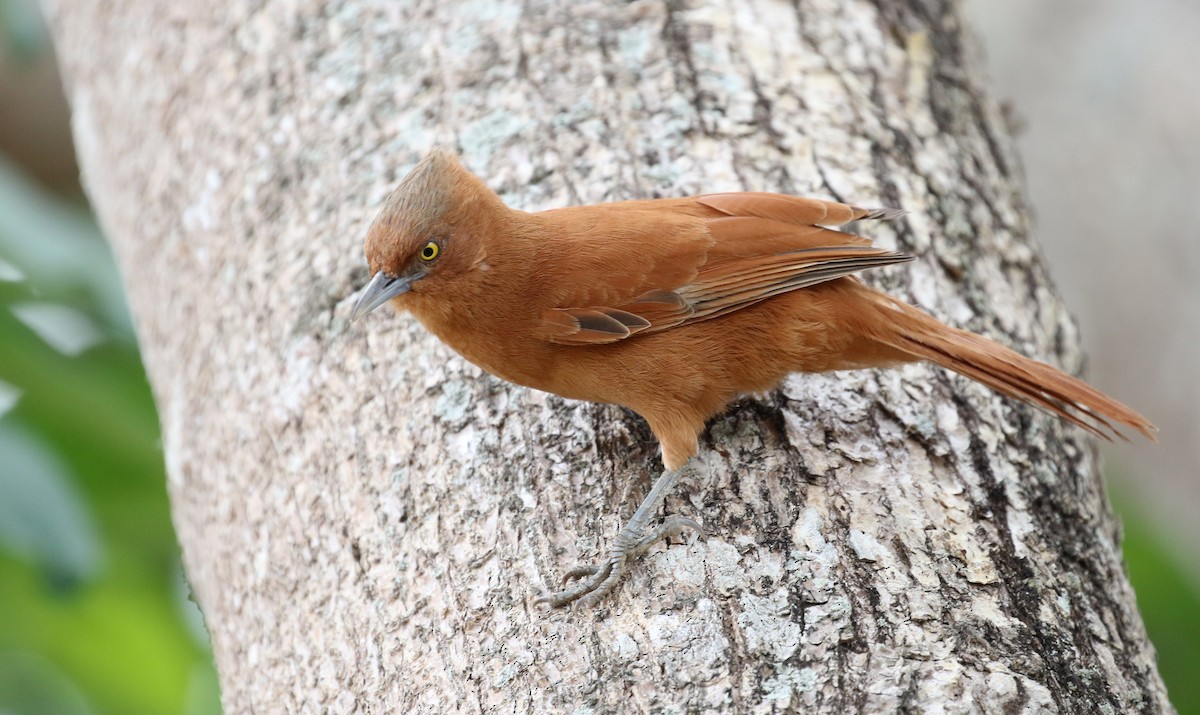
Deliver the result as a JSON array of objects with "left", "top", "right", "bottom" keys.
[
  {"left": 0, "top": 154, "right": 221, "bottom": 714},
  {"left": 0, "top": 0, "right": 48, "bottom": 62},
  {"left": 1113, "top": 485, "right": 1200, "bottom": 715}
]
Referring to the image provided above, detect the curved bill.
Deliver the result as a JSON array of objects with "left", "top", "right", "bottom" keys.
[{"left": 351, "top": 271, "right": 416, "bottom": 321}]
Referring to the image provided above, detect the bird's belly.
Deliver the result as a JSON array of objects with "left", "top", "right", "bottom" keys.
[{"left": 416, "top": 285, "right": 881, "bottom": 416}]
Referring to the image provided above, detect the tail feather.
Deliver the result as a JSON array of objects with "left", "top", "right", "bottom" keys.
[{"left": 863, "top": 290, "right": 1157, "bottom": 441}]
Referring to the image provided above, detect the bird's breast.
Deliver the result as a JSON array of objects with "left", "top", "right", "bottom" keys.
[{"left": 408, "top": 296, "right": 558, "bottom": 391}]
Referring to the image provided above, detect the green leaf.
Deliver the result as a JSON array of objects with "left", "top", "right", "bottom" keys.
[
  {"left": 10, "top": 302, "right": 105, "bottom": 356},
  {"left": 0, "top": 422, "right": 102, "bottom": 589},
  {"left": 0, "top": 651, "right": 94, "bottom": 715},
  {"left": 0, "top": 157, "right": 131, "bottom": 338}
]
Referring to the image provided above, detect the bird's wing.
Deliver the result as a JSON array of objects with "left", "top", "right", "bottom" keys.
[
  {"left": 540, "top": 193, "right": 910, "bottom": 345},
  {"left": 695, "top": 192, "right": 907, "bottom": 227}
]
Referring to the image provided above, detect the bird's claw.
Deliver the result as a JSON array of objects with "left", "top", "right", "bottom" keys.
[
  {"left": 560, "top": 563, "right": 602, "bottom": 585},
  {"left": 536, "top": 551, "right": 625, "bottom": 609},
  {"left": 536, "top": 516, "right": 704, "bottom": 609},
  {"left": 559, "top": 516, "right": 702, "bottom": 586}
]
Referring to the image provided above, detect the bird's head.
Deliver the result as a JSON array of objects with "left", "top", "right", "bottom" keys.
[{"left": 352, "top": 149, "right": 495, "bottom": 320}]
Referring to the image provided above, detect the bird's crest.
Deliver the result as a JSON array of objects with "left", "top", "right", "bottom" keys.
[{"left": 374, "top": 149, "right": 462, "bottom": 238}]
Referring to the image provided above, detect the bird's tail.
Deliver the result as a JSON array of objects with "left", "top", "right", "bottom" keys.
[{"left": 861, "top": 289, "right": 1156, "bottom": 441}]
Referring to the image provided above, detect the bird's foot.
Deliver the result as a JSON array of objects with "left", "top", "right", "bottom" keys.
[{"left": 536, "top": 515, "right": 704, "bottom": 609}]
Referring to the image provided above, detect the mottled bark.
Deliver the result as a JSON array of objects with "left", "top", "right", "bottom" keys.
[{"left": 46, "top": 0, "right": 1170, "bottom": 712}]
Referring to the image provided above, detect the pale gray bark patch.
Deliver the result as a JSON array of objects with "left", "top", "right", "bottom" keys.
[{"left": 45, "top": 0, "right": 1171, "bottom": 712}]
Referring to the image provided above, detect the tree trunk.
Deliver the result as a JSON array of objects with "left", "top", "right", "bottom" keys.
[{"left": 46, "top": 0, "right": 1172, "bottom": 712}]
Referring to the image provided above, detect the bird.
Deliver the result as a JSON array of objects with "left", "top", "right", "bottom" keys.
[{"left": 351, "top": 149, "right": 1155, "bottom": 608}]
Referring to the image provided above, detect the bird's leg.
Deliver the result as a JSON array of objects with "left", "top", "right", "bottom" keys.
[{"left": 536, "top": 464, "right": 703, "bottom": 609}]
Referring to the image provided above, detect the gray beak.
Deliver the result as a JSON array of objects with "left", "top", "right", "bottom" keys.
[{"left": 351, "top": 271, "right": 417, "bottom": 321}]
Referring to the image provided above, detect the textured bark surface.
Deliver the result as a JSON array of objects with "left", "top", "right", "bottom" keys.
[{"left": 47, "top": 0, "right": 1172, "bottom": 712}]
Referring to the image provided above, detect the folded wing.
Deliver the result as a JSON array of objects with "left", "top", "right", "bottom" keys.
[{"left": 541, "top": 193, "right": 910, "bottom": 345}]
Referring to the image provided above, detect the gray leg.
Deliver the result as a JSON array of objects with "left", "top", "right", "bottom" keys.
[{"left": 536, "top": 465, "right": 704, "bottom": 609}]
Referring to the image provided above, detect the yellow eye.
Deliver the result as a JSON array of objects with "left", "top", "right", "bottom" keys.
[{"left": 419, "top": 241, "right": 440, "bottom": 262}]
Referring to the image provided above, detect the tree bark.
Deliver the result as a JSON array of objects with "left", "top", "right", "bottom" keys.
[{"left": 46, "top": 0, "right": 1172, "bottom": 712}]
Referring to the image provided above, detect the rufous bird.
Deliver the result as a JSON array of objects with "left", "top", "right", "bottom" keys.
[{"left": 352, "top": 149, "right": 1155, "bottom": 608}]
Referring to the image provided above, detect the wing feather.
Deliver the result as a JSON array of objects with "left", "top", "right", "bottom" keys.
[
  {"left": 697, "top": 193, "right": 905, "bottom": 227},
  {"left": 540, "top": 193, "right": 912, "bottom": 345},
  {"left": 681, "top": 252, "right": 913, "bottom": 319}
]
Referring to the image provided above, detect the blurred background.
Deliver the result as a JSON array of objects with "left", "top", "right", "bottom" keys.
[
  {"left": 0, "top": 0, "right": 221, "bottom": 713},
  {"left": 965, "top": 1, "right": 1200, "bottom": 711},
  {"left": 0, "top": 0, "right": 1195, "bottom": 712}
]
